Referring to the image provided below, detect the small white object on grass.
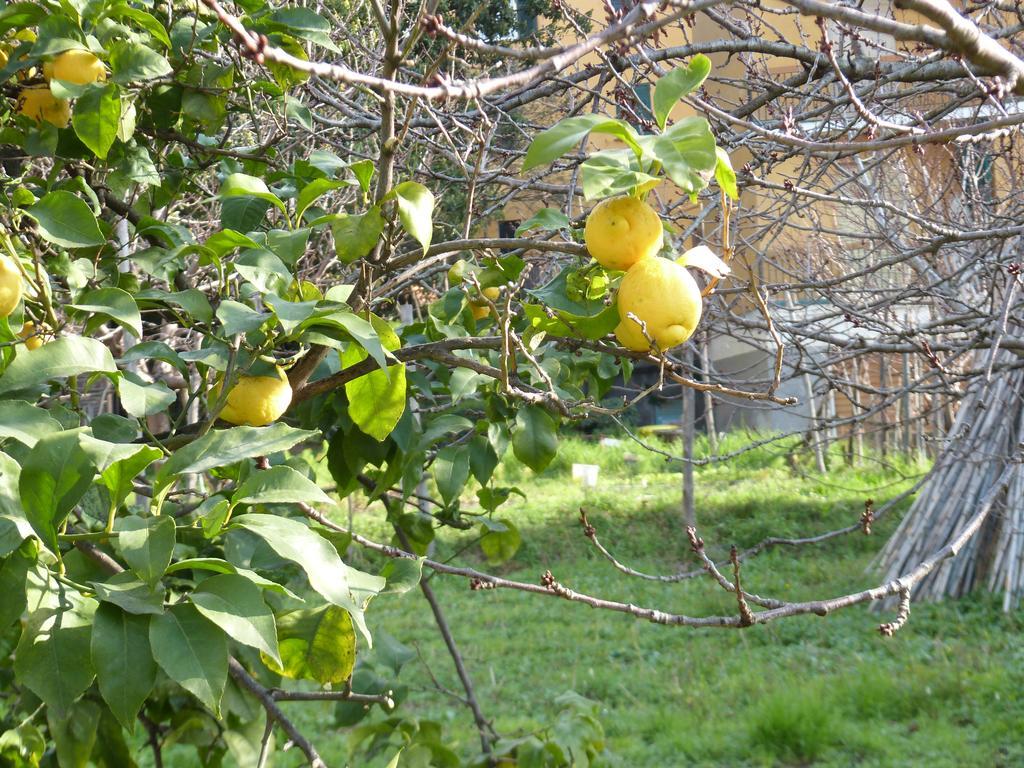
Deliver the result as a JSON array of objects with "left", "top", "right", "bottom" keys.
[{"left": 572, "top": 463, "right": 600, "bottom": 487}]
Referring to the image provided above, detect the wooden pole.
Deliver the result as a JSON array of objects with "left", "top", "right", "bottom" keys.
[
  {"left": 701, "top": 331, "right": 717, "bottom": 454},
  {"left": 682, "top": 383, "right": 696, "bottom": 527}
]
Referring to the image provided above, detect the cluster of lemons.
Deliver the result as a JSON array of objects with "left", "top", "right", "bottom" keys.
[
  {"left": 13, "top": 48, "right": 106, "bottom": 128},
  {"left": 584, "top": 195, "right": 705, "bottom": 352},
  {"left": 4, "top": 242, "right": 285, "bottom": 425}
]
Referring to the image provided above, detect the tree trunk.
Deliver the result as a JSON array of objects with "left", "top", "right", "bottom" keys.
[{"left": 876, "top": 344, "right": 1024, "bottom": 609}]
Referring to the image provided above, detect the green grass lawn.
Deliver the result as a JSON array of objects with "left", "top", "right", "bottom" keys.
[{"left": 314, "top": 434, "right": 1024, "bottom": 767}]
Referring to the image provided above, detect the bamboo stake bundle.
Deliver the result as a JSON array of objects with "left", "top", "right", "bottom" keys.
[{"left": 876, "top": 346, "right": 1024, "bottom": 608}]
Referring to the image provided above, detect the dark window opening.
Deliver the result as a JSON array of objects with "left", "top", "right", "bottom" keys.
[
  {"left": 617, "top": 82, "right": 654, "bottom": 132},
  {"left": 498, "top": 220, "right": 521, "bottom": 239},
  {"left": 516, "top": 0, "right": 537, "bottom": 36}
]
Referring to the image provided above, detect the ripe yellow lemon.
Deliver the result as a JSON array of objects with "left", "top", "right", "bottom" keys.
[
  {"left": 212, "top": 368, "right": 293, "bottom": 426},
  {"left": 19, "top": 321, "right": 43, "bottom": 350},
  {"left": 43, "top": 50, "right": 106, "bottom": 85},
  {"left": 469, "top": 286, "right": 500, "bottom": 321},
  {"left": 614, "top": 256, "right": 702, "bottom": 352},
  {"left": 584, "top": 195, "right": 664, "bottom": 271},
  {"left": 0, "top": 254, "right": 23, "bottom": 317},
  {"left": 469, "top": 286, "right": 500, "bottom": 308},
  {"left": 17, "top": 86, "right": 70, "bottom": 128}
]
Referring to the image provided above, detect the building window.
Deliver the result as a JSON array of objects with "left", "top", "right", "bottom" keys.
[
  {"left": 516, "top": 0, "right": 537, "bottom": 36},
  {"left": 617, "top": 82, "right": 654, "bottom": 132},
  {"left": 498, "top": 220, "right": 520, "bottom": 239},
  {"left": 958, "top": 145, "right": 994, "bottom": 204}
]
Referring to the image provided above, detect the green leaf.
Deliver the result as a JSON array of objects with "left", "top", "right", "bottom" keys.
[
  {"left": 117, "top": 373, "right": 176, "bottom": 417},
  {"left": 19, "top": 431, "right": 96, "bottom": 552},
  {"left": 515, "top": 208, "right": 570, "bottom": 236},
  {"left": 191, "top": 573, "right": 280, "bottom": 664},
  {"left": 90, "top": 574, "right": 165, "bottom": 615},
  {"left": 229, "top": 513, "right": 384, "bottom": 645},
  {"left": 150, "top": 604, "right": 228, "bottom": 715},
  {"left": 263, "top": 605, "right": 355, "bottom": 684},
  {"left": 24, "top": 191, "right": 104, "bottom": 248},
  {"left": 644, "top": 117, "right": 717, "bottom": 196},
  {"left": 328, "top": 207, "right": 385, "bottom": 263},
  {"left": 72, "top": 83, "right": 121, "bottom": 159},
  {"left": 379, "top": 556, "right": 423, "bottom": 595},
  {"left": 432, "top": 445, "right": 469, "bottom": 507},
  {"left": 91, "top": 603, "right": 157, "bottom": 731},
  {"left": 580, "top": 151, "right": 661, "bottom": 201},
  {"left": 523, "top": 115, "right": 641, "bottom": 171},
  {"left": 47, "top": 699, "right": 101, "bottom": 768},
  {"left": 109, "top": 6, "right": 171, "bottom": 48},
  {"left": 512, "top": 407, "right": 558, "bottom": 472},
  {"left": 221, "top": 196, "right": 270, "bottom": 232},
  {"left": 231, "top": 465, "right": 334, "bottom": 508},
  {"left": 0, "top": 546, "right": 32, "bottom": 628},
  {"left": 476, "top": 485, "right": 525, "bottom": 514},
  {"left": 116, "top": 516, "right": 175, "bottom": 584},
  {"left": 295, "top": 178, "right": 352, "bottom": 223},
  {"left": 216, "top": 299, "right": 270, "bottom": 335},
  {"left": 653, "top": 55, "right": 712, "bottom": 131},
  {"left": 350, "top": 159, "right": 374, "bottom": 195},
  {"left": 479, "top": 518, "right": 521, "bottom": 565},
  {"left": 205, "top": 229, "right": 261, "bottom": 257},
  {"left": 109, "top": 41, "right": 172, "bottom": 83},
  {"left": 388, "top": 181, "right": 434, "bottom": 252},
  {"left": 308, "top": 309, "right": 390, "bottom": 370},
  {"left": 468, "top": 434, "right": 499, "bottom": 485},
  {"left": 715, "top": 146, "right": 738, "bottom": 199},
  {"left": 523, "top": 266, "right": 620, "bottom": 340},
  {"left": 155, "top": 424, "right": 316, "bottom": 492},
  {"left": 165, "top": 557, "right": 302, "bottom": 600},
  {"left": 342, "top": 314, "right": 406, "bottom": 441},
  {"left": 219, "top": 173, "right": 287, "bottom": 217},
  {"left": 269, "top": 7, "right": 341, "bottom": 52},
  {"left": 234, "top": 248, "right": 292, "bottom": 295},
  {"left": 99, "top": 445, "right": 161, "bottom": 509},
  {"left": 15, "top": 601, "right": 96, "bottom": 716},
  {"left": 0, "top": 401, "right": 62, "bottom": 447},
  {"left": 69, "top": 287, "right": 143, "bottom": 338},
  {"left": 0, "top": 335, "right": 117, "bottom": 397}
]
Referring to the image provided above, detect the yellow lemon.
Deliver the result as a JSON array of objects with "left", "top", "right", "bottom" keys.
[
  {"left": 0, "top": 254, "right": 23, "bottom": 317},
  {"left": 17, "top": 86, "right": 71, "bottom": 128},
  {"left": 212, "top": 368, "right": 292, "bottom": 426},
  {"left": 19, "top": 321, "right": 43, "bottom": 350},
  {"left": 469, "top": 285, "right": 500, "bottom": 308},
  {"left": 43, "top": 50, "right": 106, "bottom": 85},
  {"left": 584, "top": 195, "right": 664, "bottom": 271},
  {"left": 469, "top": 286, "right": 500, "bottom": 321},
  {"left": 614, "top": 256, "right": 702, "bottom": 352}
]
